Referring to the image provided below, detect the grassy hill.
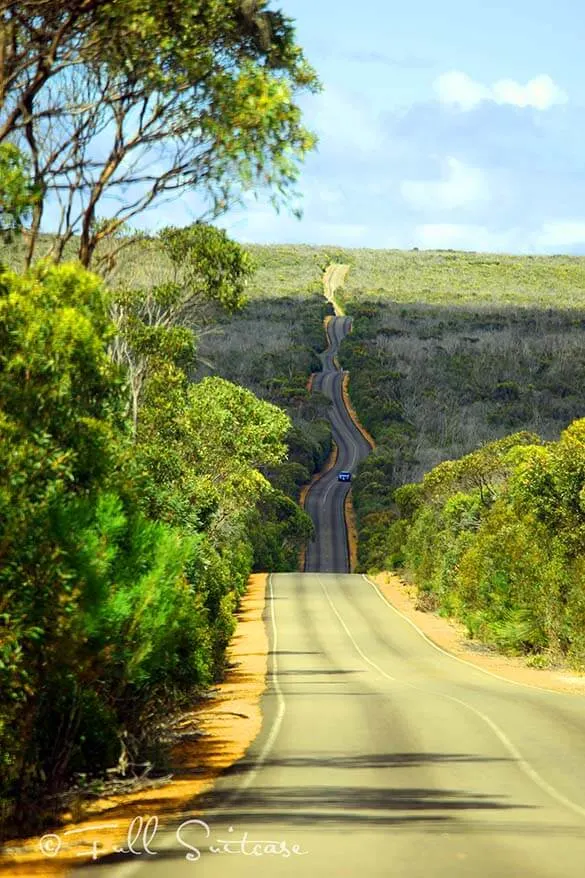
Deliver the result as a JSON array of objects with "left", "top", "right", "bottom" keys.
[
  {"left": 210, "top": 244, "right": 585, "bottom": 584},
  {"left": 4, "top": 236, "right": 585, "bottom": 499},
  {"left": 335, "top": 248, "right": 585, "bottom": 308},
  {"left": 5, "top": 236, "right": 585, "bottom": 304},
  {"left": 246, "top": 245, "right": 585, "bottom": 309}
]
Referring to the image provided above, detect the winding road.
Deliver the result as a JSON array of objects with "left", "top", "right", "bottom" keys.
[
  {"left": 74, "top": 312, "right": 585, "bottom": 877},
  {"left": 304, "top": 315, "right": 371, "bottom": 572}
]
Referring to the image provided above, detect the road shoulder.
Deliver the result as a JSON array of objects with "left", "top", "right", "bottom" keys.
[
  {"left": 372, "top": 571, "right": 585, "bottom": 695},
  {"left": 0, "top": 574, "right": 269, "bottom": 876}
]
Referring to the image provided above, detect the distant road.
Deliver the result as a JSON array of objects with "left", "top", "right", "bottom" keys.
[
  {"left": 322, "top": 263, "right": 350, "bottom": 311},
  {"left": 304, "top": 315, "right": 371, "bottom": 572}
]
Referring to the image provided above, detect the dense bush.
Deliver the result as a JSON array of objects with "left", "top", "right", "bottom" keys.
[
  {"left": 194, "top": 292, "right": 332, "bottom": 568},
  {"left": 0, "top": 259, "right": 291, "bottom": 826},
  {"left": 247, "top": 490, "right": 314, "bottom": 572},
  {"left": 386, "top": 426, "right": 585, "bottom": 666},
  {"left": 334, "top": 283, "right": 585, "bottom": 667}
]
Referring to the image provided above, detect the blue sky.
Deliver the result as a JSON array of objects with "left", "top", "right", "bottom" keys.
[
  {"left": 215, "top": 0, "right": 585, "bottom": 254},
  {"left": 44, "top": 0, "right": 585, "bottom": 255}
]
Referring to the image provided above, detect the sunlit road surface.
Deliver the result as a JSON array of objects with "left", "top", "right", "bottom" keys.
[
  {"left": 304, "top": 315, "right": 371, "bottom": 572},
  {"left": 75, "top": 316, "right": 585, "bottom": 878},
  {"left": 76, "top": 571, "right": 585, "bottom": 877}
]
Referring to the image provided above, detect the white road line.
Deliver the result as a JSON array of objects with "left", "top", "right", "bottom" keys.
[
  {"left": 321, "top": 477, "right": 338, "bottom": 506},
  {"left": 319, "top": 573, "right": 585, "bottom": 823},
  {"left": 115, "top": 574, "right": 286, "bottom": 876},
  {"left": 347, "top": 440, "right": 358, "bottom": 470},
  {"left": 206, "top": 573, "right": 286, "bottom": 811},
  {"left": 362, "top": 574, "right": 563, "bottom": 696},
  {"left": 318, "top": 576, "right": 396, "bottom": 682}
]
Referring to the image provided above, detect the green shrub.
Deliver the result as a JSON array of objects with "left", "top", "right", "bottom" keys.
[
  {"left": 0, "top": 258, "right": 293, "bottom": 823},
  {"left": 391, "top": 424, "right": 585, "bottom": 664}
]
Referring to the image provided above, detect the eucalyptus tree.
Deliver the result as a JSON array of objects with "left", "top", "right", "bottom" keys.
[
  {"left": 109, "top": 222, "right": 254, "bottom": 432},
  {"left": 0, "top": 0, "right": 319, "bottom": 267}
]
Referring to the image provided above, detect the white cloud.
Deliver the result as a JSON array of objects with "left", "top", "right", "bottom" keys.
[
  {"left": 492, "top": 75, "right": 567, "bottom": 109},
  {"left": 434, "top": 72, "right": 489, "bottom": 111},
  {"left": 314, "top": 222, "right": 369, "bottom": 243},
  {"left": 307, "top": 86, "right": 383, "bottom": 154},
  {"left": 434, "top": 71, "right": 567, "bottom": 111},
  {"left": 220, "top": 197, "right": 369, "bottom": 246},
  {"left": 535, "top": 221, "right": 585, "bottom": 248},
  {"left": 411, "top": 221, "right": 585, "bottom": 254},
  {"left": 401, "top": 158, "right": 491, "bottom": 211}
]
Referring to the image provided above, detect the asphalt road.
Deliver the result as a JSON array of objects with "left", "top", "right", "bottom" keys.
[
  {"left": 74, "top": 314, "right": 585, "bottom": 877},
  {"left": 304, "top": 315, "right": 372, "bottom": 572},
  {"left": 80, "top": 573, "right": 585, "bottom": 878}
]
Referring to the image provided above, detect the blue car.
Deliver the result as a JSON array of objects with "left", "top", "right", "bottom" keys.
[{"left": 337, "top": 471, "right": 352, "bottom": 482}]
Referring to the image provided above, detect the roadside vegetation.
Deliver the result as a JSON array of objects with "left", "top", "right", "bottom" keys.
[
  {"left": 0, "top": 0, "right": 320, "bottom": 836},
  {"left": 194, "top": 291, "right": 333, "bottom": 570},
  {"left": 389, "top": 425, "right": 585, "bottom": 668},
  {"left": 332, "top": 250, "right": 585, "bottom": 668},
  {"left": 0, "top": 254, "right": 289, "bottom": 825}
]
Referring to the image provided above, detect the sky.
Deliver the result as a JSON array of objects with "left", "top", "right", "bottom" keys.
[
  {"left": 216, "top": 0, "right": 585, "bottom": 254},
  {"left": 44, "top": 0, "right": 585, "bottom": 255}
]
